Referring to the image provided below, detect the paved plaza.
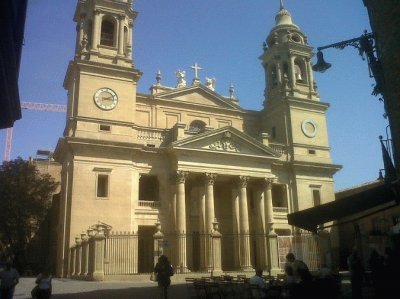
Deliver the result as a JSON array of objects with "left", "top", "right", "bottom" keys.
[
  {"left": 12, "top": 275, "right": 374, "bottom": 299},
  {"left": 14, "top": 277, "right": 188, "bottom": 299}
]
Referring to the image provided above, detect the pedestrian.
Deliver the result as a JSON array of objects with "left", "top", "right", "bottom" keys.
[
  {"left": 34, "top": 270, "right": 52, "bottom": 299},
  {"left": 285, "top": 253, "right": 309, "bottom": 283},
  {"left": 154, "top": 255, "right": 173, "bottom": 299},
  {"left": 249, "top": 268, "right": 267, "bottom": 299},
  {"left": 0, "top": 261, "right": 19, "bottom": 299},
  {"left": 347, "top": 247, "right": 364, "bottom": 299}
]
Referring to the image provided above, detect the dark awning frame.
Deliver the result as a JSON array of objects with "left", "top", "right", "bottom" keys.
[{"left": 287, "top": 180, "right": 400, "bottom": 233}]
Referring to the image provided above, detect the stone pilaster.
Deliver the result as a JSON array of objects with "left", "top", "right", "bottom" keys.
[
  {"left": 267, "top": 230, "right": 281, "bottom": 276},
  {"left": 117, "top": 14, "right": 125, "bottom": 56},
  {"left": 91, "top": 10, "right": 101, "bottom": 51},
  {"left": 88, "top": 233, "right": 106, "bottom": 281},
  {"left": 210, "top": 219, "right": 222, "bottom": 275}
]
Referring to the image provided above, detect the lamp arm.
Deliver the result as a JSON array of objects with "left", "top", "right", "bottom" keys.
[{"left": 317, "top": 32, "right": 374, "bottom": 60}]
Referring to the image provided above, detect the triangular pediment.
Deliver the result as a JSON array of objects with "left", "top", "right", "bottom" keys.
[
  {"left": 156, "top": 85, "right": 241, "bottom": 110},
  {"left": 170, "top": 127, "right": 281, "bottom": 158}
]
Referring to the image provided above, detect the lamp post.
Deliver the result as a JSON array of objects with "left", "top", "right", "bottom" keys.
[
  {"left": 313, "top": 31, "right": 397, "bottom": 182},
  {"left": 312, "top": 31, "right": 383, "bottom": 97}
]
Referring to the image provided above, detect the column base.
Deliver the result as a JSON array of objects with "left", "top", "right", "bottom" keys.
[{"left": 89, "top": 271, "right": 104, "bottom": 281}]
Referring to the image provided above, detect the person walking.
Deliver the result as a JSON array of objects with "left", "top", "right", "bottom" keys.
[
  {"left": 0, "top": 261, "right": 19, "bottom": 299},
  {"left": 34, "top": 271, "right": 52, "bottom": 299},
  {"left": 154, "top": 255, "right": 173, "bottom": 299},
  {"left": 347, "top": 247, "right": 364, "bottom": 299}
]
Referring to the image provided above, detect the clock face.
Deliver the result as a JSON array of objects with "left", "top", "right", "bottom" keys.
[
  {"left": 94, "top": 88, "right": 118, "bottom": 110},
  {"left": 301, "top": 119, "right": 318, "bottom": 138}
]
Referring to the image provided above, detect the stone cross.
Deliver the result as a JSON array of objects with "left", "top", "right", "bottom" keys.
[{"left": 191, "top": 62, "right": 203, "bottom": 80}]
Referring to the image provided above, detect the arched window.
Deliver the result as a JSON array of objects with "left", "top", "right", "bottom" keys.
[
  {"left": 100, "top": 19, "right": 115, "bottom": 46},
  {"left": 294, "top": 58, "right": 306, "bottom": 83},
  {"left": 269, "top": 64, "right": 277, "bottom": 86},
  {"left": 189, "top": 120, "right": 206, "bottom": 133}
]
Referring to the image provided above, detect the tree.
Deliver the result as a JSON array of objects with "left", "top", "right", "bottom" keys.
[{"left": 0, "top": 158, "right": 58, "bottom": 271}]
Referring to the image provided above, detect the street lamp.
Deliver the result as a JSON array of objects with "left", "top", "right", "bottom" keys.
[
  {"left": 312, "top": 31, "right": 383, "bottom": 97},
  {"left": 313, "top": 31, "right": 397, "bottom": 182}
]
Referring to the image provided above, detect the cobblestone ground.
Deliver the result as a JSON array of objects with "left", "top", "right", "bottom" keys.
[{"left": 13, "top": 277, "right": 375, "bottom": 299}]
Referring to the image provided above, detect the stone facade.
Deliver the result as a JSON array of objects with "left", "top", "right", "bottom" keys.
[{"left": 54, "top": 0, "right": 340, "bottom": 279}]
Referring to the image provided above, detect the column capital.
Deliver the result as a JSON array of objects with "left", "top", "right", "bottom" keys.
[
  {"left": 118, "top": 14, "right": 126, "bottom": 20},
  {"left": 94, "top": 9, "right": 101, "bottom": 15},
  {"left": 205, "top": 173, "right": 217, "bottom": 185},
  {"left": 238, "top": 176, "right": 250, "bottom": 188},
  {"left": 263, "top": 177, "right": 276, "bottom": 189},
  {"left": 176, "top": 170, "right": 188, "bottom": 183}
]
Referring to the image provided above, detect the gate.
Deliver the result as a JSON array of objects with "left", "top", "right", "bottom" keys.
[{"left": 277, "top": 234, "right": 321, "bottom": 271}]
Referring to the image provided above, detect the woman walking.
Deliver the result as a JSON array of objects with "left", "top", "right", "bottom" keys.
[{"left": 154, "top": 255, "right": 173, "bottom": 299}]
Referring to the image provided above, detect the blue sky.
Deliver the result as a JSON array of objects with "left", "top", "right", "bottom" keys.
[{"left": 0, "top": 0, "right": 388, "bottom": 191}]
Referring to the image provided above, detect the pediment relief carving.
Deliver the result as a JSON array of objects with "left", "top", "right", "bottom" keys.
[{"left": 209, "top": 132, "right": 240, "bottom": 152}]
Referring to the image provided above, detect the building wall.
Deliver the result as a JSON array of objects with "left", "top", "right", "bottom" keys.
[{"left": 363, "top": 0, "right": 400, "bottom": 177}]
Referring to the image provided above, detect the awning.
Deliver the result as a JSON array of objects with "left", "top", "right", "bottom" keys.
[{"left": 287, "top": 180, "right": 399, "bottom": 233}]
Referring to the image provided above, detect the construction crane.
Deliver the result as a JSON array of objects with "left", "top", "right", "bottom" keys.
[{"left": 3, "top": 101, "right": 67, "bottom": 161}]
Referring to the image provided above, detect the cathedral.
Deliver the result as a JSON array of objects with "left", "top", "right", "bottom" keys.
[{"left": 54, "top": 0, "right": 341, "bottom": 279}]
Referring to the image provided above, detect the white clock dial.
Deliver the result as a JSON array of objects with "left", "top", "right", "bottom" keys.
[
  {"left": 301, "top": 119, "right": 318, "bottom": 138},
  {"left": 94, "top": 88, "right": 118, "bottom": 110}
]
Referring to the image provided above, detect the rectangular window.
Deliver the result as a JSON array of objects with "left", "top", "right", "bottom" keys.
[
  {"left": 308, "top": 149, "right": 316, "bottom": 155},
  {"left": 97, "top": 174, "right": 109, "bottom": 198},
  {"left": 312, "top": 189, "right": 321, "bottom": 206},
  {"left": 99, "top": 124, "right": 111, "bottom": 132}
]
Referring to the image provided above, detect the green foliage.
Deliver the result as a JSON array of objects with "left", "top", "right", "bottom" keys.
[{"left": 0, "top": 157, "right": 58, "bottom": 270}]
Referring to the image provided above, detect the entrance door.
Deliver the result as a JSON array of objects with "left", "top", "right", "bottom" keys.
[{"left": 138, "top": 226, "right": 157, "bottom": 273}]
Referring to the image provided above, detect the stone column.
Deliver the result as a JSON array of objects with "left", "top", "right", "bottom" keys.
[
  {"left": 289, "top": 56, "right": 296, "bottom": 89},
  {"left": 238, "top": 176, "right": 252, "bottom": 271},
  {"left": 80, "top": 234, "right": 89, "bottom": 278},
  {"left": 263, "top": 178, "right": 275, "bottom": 232},
  {"left": 118, "top": 14, "right": 125, "bottom": 55},
  {"left": 69, "top": 246, "right": 76, "bottom": 278},
  {"left": 92, "top": 10, "right": 101, "bottom": 51},
  {"left": 205, "top": 173, "right": 217, "bottom": 272},
  {"left": 76, "top": 14, "right": 85, "bottom": 54},
  {"left": 199, "top": 183, "right": 207, "bottom": 271},
  {"left": 126, "top": 21, "right": 133, "bottom": 58},
  {"left": 231, "top": 187, "right": 240, "bottom": 269},
  {"left": 256, "top": 188, "right": 267, "bottom": 269},
  {"left": 263, "top": 177, "right": 280, "bottom": 275},
  {"left": 74, "top": 237, "right": 82, "bottom": 278},
  {"left": 205, "top": 173, "right": 217, "bottom": 233},
  {"left": 176, "top": 170, "right": 188, "bottom": 273}
]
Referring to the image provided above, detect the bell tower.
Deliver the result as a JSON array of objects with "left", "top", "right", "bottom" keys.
[
  {"left": 63, "top": 0, "right": 142, "bottom": 139},
  {"left": 260, "top": 1, "right": 341, "bottom": 210}
]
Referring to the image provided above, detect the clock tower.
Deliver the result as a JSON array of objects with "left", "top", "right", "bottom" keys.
[
  {"left": 63, "top": 0, "right": 141, "bottom": 139},
  {"left": 260, "top": 2, "right": 341, "bottom": 211}
]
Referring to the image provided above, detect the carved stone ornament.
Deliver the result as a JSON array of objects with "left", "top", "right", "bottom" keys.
[
  {"left": 205, "top": 173, "right": 217, "bottom": 185},
  {"left": 209, "top": 132, "right": 240, "bottom": 152},
  {"left": 176, "top": 170, "right": 188, "bottom": 183},
  {"left": 263, "top": 177, "right": 276, "bottom": 189},
  {"left": 238, "top": 176, "right": 250, "bottom": 188}
]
